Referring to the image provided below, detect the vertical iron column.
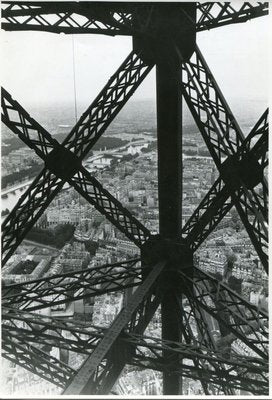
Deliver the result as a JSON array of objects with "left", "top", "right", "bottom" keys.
[
  {"left": 157, "top": 59, "right": 182, "bottom": 238},
  {"left": 156, "top": 57, "right": 183, "bottom": 395},
  {"left": 133, "top": 4, "right": 196, "bottom": 394}
]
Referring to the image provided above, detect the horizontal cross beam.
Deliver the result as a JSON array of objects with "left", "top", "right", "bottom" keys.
[
  {"left": 3, "top": 308, "right": 268, "bottom": 395},
  {"left": 196, "top": 2, "right": 269, "bottom": 32},
  {"left": 3, "top": 258, "right": 142, "bottom": 311},
  {"left": 179, "top": 266, "right": 268, "bottom": 360},
  {"left": 2, "top": 335, "right": 75, "bottom": 388},
  {"left": 1, "top": 2, "right": 268, "bottom": 35},
  {"left": 177, "top": 292, "right": 232, "bottom": 394},
  {"left": 130, "top": 353, "right": 267, "bottom": 395},
  {"left": 1, "top": 1, "right": 135, "bottom": 36},
  {"left": 63, "top": 259, "right": 166, "bottom": 394}
]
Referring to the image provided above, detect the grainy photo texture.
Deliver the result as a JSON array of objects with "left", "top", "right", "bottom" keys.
[{"left": 1, "top": 1, "right": 269, "bottom": 397}]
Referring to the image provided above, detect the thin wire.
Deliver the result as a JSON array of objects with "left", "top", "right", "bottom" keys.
[{"left": 72, "top": 35, "right": 78, "bottom": 123}]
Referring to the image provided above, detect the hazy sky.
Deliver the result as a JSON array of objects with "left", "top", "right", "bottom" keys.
[{"left": 1, "top": 6, "right": 269, "bottom": 119}]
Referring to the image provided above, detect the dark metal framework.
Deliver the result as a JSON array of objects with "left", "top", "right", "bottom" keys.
[{"left": 1, "top": 1, "right": 269, "bottom": 396}]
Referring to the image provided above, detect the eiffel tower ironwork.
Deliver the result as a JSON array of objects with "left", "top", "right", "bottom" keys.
[{"left": 1, "top": 1, "right": 269, "bottom": 396}]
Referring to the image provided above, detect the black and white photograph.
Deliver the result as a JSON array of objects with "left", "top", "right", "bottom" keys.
[{"left": 0, "top": 1, "right": 269, "bottom": 397}]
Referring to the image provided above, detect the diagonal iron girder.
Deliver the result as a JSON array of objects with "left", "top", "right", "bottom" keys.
[
  {"left": 114, "top": 331, "right": 268, "bottom": 396},
  {"left": 181, "top": 109, "right": 268, "bottom": 254},
  {"left": 1, "top": 2, "right": 269, "bottom": 35},
  {"left": 2, "top": 336, "right": 76, "bottom": 388},
  {"left": 179, "top": 266, "right": 268, "bottom": 360},
  {"left": 178, "top": 281, "right": 267, "bottom": 394},
  {"left": 3, "top": 307, "right": 267, "bottom": 375},
  {"left": 176, "top": 291, "right": 232, "bottom": 395},
  {"left": 1, "top": 51, "right": 153, "bottom": 266},
  {"left": 3, "top": 329, "right": 267, "bottom": 395},
  {"left": 62, "top": 259, "right": 166, "bottom": 394},
  {"left": 84, "top": 280, "right": 162, "bottom": 395},
  {"left": 1, "top": 96, "right": 266, "bottom": 390},
  {"left": 4, "top": 250, "right": 267, "bottom": 394},
  {"left": 179, "top": 45, "right": 268, "bottom": 270},
  {"left": 173, "top": 294, "right": 211, "bottom": 394},
  {"left": 1, "top": 88, "right": 150, "bottom": 250},
  {"left": 2, "top": 258, "right": 143, "bottom": 312},
  {"left": 1, "top": 76, "right": 268, "bottom": 380},
  {"left": 3, "top": 256, "right": 268, "bottom": 394},
  {"left": 2, "top": 260, "right": 165, "bottom": 393},
  {"left": 1, "top": 1, "right": 136, "bottom": 36},
  {"left": 1, "top": 3, "right": 269, "bottom": 396},
  {"left": 2, "top": 78, "right": 267, "bottom": 267},
  {"left": 180, "top": 45, "right": 268, "bottom": 203},
  {"left": 196, "top": 2, "right": 268, "bottom": 31},
  {"left": 182, "top": 177, "right": 231, "bottom": 251},
  {"left": 130, "top": 353, "right": 268, "bottom": 396},
  {"left": 1, "top": 3, "right": 268, "bottom": 276},
  {"left": 2, "top": 308, "right": 268, "bottom": 395},
  {"left": 2, "top": 308, "right": 105, "bottom": 354},
  {"left": 169, "top": 289, "right": 229, "bottom": 395},
  {"left": 1, "top": 169, "right": 63, "bottom": 267},
  {"left": 131, "top": 300, "right": 267, "bottom": 395}
]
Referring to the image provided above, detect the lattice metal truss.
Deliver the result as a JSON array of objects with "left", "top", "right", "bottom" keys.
[{"left": 1, "top": 1, "right": 269, "bottom": 396}]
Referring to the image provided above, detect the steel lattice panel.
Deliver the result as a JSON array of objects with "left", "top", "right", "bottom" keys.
[{"left": 1, "top": 1, "right": 269, "bottom": 396}]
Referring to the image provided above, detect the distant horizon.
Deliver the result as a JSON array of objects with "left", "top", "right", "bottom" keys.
[
  {"left": 16, "top": 93, "right": 268, "bottom": 111},
  {"left": 2, "top": 93, "right": 266, "bottom": 142},
  {"left": 2, "top": 14, "right": 269, "bottom": 107}
]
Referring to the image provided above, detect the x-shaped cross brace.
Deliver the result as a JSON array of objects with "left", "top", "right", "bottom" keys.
[
  {"left": 182, "top": 109, "right": 268, "bottom": 259},
  {"left": 2, "top": 46, "right": 268, "bottom": 274},
  {"left": 1, "top": 51, "right": 153, "bottom": 266},
  {"left": 1, "top": 35, "right": 268, "bottom": 395}
]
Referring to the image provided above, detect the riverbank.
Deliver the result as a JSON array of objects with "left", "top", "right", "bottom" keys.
[{"left": 1, "top": 179, "right": 33, "bottom": 196}]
